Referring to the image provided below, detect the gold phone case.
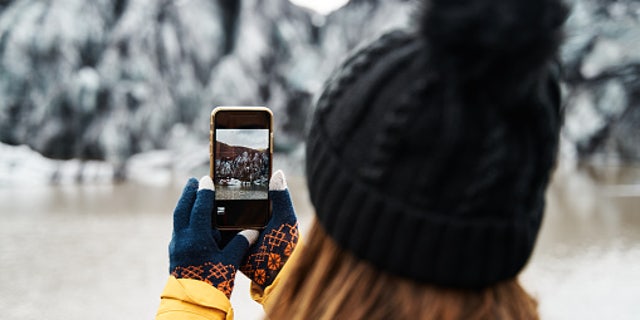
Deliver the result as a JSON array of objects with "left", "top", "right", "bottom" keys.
[{"left": 210, "top": 106, "right": 274, "bottom": 230}]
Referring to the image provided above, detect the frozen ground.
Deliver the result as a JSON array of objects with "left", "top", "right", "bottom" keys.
[{"left": 0, "top": 159, "right": 639, "bottom": 319}]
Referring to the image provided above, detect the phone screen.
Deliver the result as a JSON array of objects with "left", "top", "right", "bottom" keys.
[{"left": 211, "top": 107, "right": 272, "bottom": 229}]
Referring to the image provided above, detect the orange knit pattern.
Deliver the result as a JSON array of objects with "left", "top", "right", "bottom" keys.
[
  {"left": 241, "top": 222, "right": 299, "bottom": 287},
  {"left": 171, "top": 262, "right": 237, "bottom": 298}
]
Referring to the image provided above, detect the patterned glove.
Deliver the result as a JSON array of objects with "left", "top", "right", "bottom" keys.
[
  {"left": 240, "top": 170, "right": 300, "bottom": 289},
  {"left": 169, "top": 176, "right": 259, "bottom": 298}
]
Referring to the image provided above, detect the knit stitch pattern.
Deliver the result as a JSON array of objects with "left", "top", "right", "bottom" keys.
[
  {"left": 241, "top": 187, "right": 299, "bottom": 289},
  {"left": 305, "top": 22, "right": 564, "bottom": 287},
  {"left": 169, "top": 177, "right": 253, "bottom": 298},
  {"left": 241, "top": 222, "right": 298, "bottom": 287},
  {"left": 171, "top": 262, "right": 237, "bottom": 297}
]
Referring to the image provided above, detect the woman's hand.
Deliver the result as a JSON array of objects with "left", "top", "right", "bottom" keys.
[
  {"left": 169, "top": 176, "right": 259, "bottom": 298},
  {"left": 240, "top": 170, "right": 300, "bottom": 289}
]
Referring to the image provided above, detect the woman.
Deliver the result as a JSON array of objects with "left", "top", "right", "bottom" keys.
[{"left": 156, "top": 0, "right": 568, "bottom": 318}]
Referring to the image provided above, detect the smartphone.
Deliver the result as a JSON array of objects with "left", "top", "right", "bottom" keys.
[{"left": 210, "top": 106, "right": 273, "bottom": 230}]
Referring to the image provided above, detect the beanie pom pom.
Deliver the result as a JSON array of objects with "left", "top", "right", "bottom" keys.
[{"left": 418, "top": 0, "right": 568, "bottom": 84}]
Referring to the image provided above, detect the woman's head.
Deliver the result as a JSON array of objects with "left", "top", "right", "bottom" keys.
[{"left": 305, "top": 1, "right": 567, "bottom": 289}]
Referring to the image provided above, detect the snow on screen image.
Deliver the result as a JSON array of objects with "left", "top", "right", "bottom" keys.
[{"left": 214, "top": 129, "right": 269, "bottom": 200}]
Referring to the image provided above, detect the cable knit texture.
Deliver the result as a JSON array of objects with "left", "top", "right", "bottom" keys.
[{"left": 306, "top": 0, "right": 567, "bottom": 288}]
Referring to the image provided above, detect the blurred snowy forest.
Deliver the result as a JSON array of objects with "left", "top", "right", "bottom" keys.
[{"left": 0, "top": 0, "right": 639, "bottom": 185}]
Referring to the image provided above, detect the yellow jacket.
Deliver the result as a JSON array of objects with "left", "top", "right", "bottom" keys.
[{"left": 156, "top": 242, "right": 301, "bottom": 320}]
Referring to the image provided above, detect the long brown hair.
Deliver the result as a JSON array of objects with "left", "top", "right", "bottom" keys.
[{"left": 267, "top": 221, "right": 538, "bottom": 320}]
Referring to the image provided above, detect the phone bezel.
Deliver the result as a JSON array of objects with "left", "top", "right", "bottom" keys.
[{"left": 210, "top": 106, "right": 273, "bottom": 230}]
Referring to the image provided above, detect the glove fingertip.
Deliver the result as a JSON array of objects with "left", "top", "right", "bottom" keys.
[
  {"left": 173, "top": 178, "right": 200, "bottom": 230},
  {"left": 238, "top": 229, "right": 260, "bottom": 246},
  {"left": 269, "top": 170, "right": 287, "bottom": 191},
  {"left": 198, "top": 175, "right": 214, "bottom": 191},
  {"left": 188, "top": 177, "right": 199, "bottom": 186},
  {"left": 222, "top": 231, "right": 256, "bottom": 263}
]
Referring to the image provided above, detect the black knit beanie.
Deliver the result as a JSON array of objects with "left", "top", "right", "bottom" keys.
[{"left": 306, "top": 0, "right": 567, "bottom": 288}]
